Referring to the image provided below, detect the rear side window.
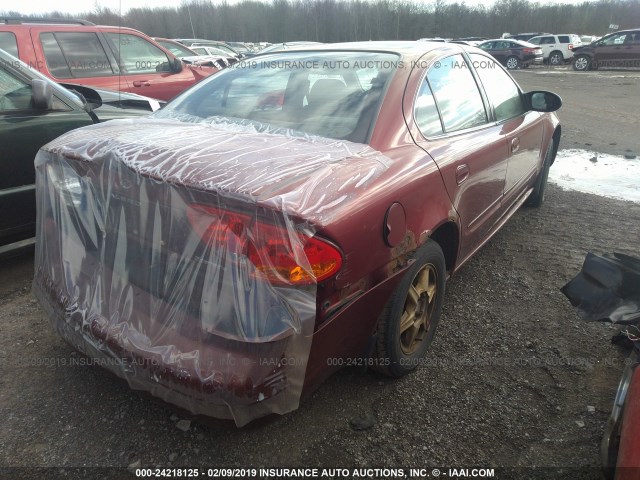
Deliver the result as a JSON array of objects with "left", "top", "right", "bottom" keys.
[
  {"left": 626, "top": 32, "right": 640, "bottom": 44},
  {"left": 0, "top": 32, "right": 19, "bottom": 57},
  {"left": 41, "top": 32, "right": 114, "bottom": 78},
  {"left": 558, "top": 36, "right": 570, "bottom": 43},
  {"left": 470, "top": 54, "right": 524, "bottom": 122},
  {"left": 427, "top": 54, "right": 487, "bottom": 133},
  {"left": 107, "top": 33, "right": 170, "bottom": 74},
  {"left": 540, "top": 37, "right": 555, "bottom": 44},
  {"left": 414, "top": 77, "right": 443, "bottom": 137}
]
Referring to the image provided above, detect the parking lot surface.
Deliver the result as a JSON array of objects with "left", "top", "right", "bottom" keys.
[{"left": 1, "top": 69, "right": 639, "bottom": 476}]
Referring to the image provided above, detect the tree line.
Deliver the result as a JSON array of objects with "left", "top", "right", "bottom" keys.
[{"left": 3, "top": 0, "right": 640, "bottom": 43}]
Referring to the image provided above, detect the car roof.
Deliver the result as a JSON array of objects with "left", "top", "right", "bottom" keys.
[{"left": 265, "top": 40, "right": 466, "bottom": 59}]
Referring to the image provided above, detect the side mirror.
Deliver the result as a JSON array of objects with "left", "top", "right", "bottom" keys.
[
  {"left": 31, "top": 79, "right": 53, "bottom": 110},
  {"left": 525, "top": 91, "right": 562, "bottom": 112},
  {"left": 60, "top": 83, "right": 103, "bottom": 111},
  {"left": 156, "top": 57, "right": 183, "bottom": 74},
  {"left": 170, "top": 57, "right": 183, "bottom": 73}
]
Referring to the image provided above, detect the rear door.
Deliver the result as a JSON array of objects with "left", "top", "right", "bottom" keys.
[
  {"left": 594, "top": 32, "right": 629, "bottom": 67},
  {"left": 34, "top": 30, "right": 130, "bottom": 92},
  {"left": 491, "top": 41, "right": 510, "bottom": 64},
  {"left": 621, "top": 31, "right": 640, "bottom": 68},
  {"left": 536, "top": 35, "right": 556, "bottom": 60}
]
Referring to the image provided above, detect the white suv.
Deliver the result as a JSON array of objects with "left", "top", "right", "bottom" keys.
[{"left": 528, "top": 34, "right": 583, "bottom": 65}]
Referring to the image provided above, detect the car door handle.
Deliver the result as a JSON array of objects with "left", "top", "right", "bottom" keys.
[
  {"left": 133, "top": 80, "right": 150, "bottom": 87},
  {"left": 511, "top": 137, "right": 520, "bottom": 153},
  {"left": 456, "top": 164, "right": 470, "bottom": 185}
]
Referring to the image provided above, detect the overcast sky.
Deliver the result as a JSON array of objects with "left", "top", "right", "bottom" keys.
[{"left": 6, "top": 0, "right": 589, "bottom": 16}]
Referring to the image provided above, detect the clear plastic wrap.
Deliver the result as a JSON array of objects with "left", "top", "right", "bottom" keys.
[{"left": 33, "top": 117, "right": 389, "bottom": 425}]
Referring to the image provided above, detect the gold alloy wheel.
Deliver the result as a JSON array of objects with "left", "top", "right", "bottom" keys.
[{"left": 399, "top": 263, "right": 438, "bottom": 354}]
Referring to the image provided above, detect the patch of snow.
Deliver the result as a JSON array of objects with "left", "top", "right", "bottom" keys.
[{"left": 549, "top": 149, "right": 640, "bottom": 203}]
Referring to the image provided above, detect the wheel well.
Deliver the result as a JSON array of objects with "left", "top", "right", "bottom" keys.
[
  {"left": 550, "top": 50, "right": 562, "bottom": 56},
  {"left": 429, "top": 222, "right": 459, "bottom": 273}
]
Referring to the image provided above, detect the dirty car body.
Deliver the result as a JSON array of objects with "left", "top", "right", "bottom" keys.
[{"left": 33, "top": 42, "right": 561, "bottom": 425}]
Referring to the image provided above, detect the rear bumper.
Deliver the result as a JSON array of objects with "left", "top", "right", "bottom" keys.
[
  {"left": 33, "top": 273, "right": 304, "bottom": 426},
  {"left": 524, "top": 55, "right": 544, "bottom": 65}
]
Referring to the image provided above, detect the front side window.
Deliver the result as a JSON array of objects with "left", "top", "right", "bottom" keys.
[
  {"left": 0, "top": 32, "right": 19, "bottom": 57},
  {"left": 156, "top": 52, "right": 397, "bottom": 143},
  {"left": 107, "top": 33, "right": 170, "bottom": 75},
  {"left": 0, "top": 66, "right": 31, "bottom": 111},
  {"left": 470, "top": 54, "right": 524, "bottom": 122},
  {"left": 426, "top": 54, "right": 487, "bottom": 133},
  {"left": 601, "top": 33, "right": 627, "bottom": 46},
  {"left": 41, "top": 32, "right": 114, "bottom": 79}
]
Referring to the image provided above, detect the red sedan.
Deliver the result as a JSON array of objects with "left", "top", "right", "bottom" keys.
[{"left": 33, "top": 42, "right": 561, "bottom": 426}]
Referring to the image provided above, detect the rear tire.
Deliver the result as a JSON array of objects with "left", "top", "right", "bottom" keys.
[
  {"left": 549, "top": 51, "right": 564, "bottom": 65},
  {"left": 373, "top": 240, "right": 446, "bottom": 378},
  {"left": 506, "top": 56, "right": 520, "bottom": 70},
  {"left": 526, "top": 139, "right": 555, "bottom": 207}
]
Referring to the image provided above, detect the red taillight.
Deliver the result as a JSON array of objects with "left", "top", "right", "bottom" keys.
[
  {"left": 568, "top": 44, "right": 573, "bottom": 50},
  {"left": 523, "top": 47, "right": 537, "bottom": 54},
  {"left": 186, "top": 204, "right": 342, "bottom": 285}
]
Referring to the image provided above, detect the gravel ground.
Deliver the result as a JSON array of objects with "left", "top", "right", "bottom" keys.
[{"left": 1, "top": 68, "right": 639, "bottom": 478}]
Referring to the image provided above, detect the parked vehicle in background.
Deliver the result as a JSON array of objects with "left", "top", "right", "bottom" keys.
[
  {"left": 580, "top": 35, "right": 600, "bottom": 44},
  {"left": 257, "top": 41, "right": 322, "bottom": 54},
  {"left": 0, "top": 18, "right": 215, "bottom": 101},
  {"left": 507, "top": 32, "right": 551, "bottom": 42},
  {"left": 190, "top": 44, "right": 237, "bottom": 58},
  {"left": 174, "top": 38, "right": 243, "bottom": 58},
  {"left": 572, "top": 29, "right": 640, "bottom": 71},
  {"left": 451, "top": 37, "right": 486, "bottom": 46},
  {"left": 153, "top": 37, "right": 199, "bottom": 58},
  {"left": 226, "top": 41, "right": 252, "bottom": 54},
  {"left": 478, "top": 39, "right": 543, "bottom": 69},
  {"left": 154, "top": 38, "right": 237, "bottom": 69},
  {"left": 32, "top": 41, "right": 561, "bottom": 425},
  {"left": 0, "top": 48, "right": 160, "bottom": 255},
  {"left": 417, "top": 37, "right": 449, "bottom": 42},
  {"left": 527, "top": 34, "right": 582, "bottom": 65}
]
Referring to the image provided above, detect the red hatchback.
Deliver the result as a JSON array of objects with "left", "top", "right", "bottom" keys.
[
  {"left": 0, "top": 18, "right": 216, "bottom": 101},
  {"left": 33, "top": 42, "right": 561, "bottom": 426}
]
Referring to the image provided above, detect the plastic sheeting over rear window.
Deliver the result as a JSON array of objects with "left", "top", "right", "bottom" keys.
[
  {"left": 156, "top": 51, "right": 398, "bottom": 144},
  {"left": 32, "top": 116, "right": 390, "bottom": 426}
]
